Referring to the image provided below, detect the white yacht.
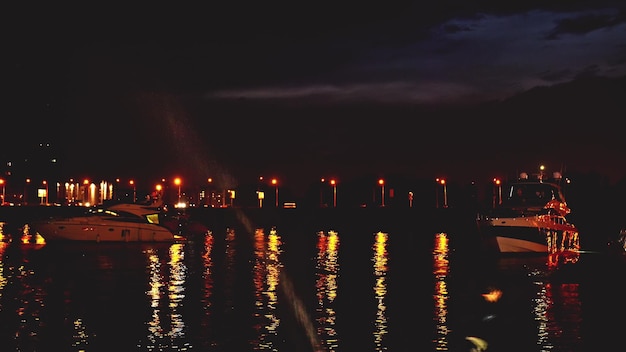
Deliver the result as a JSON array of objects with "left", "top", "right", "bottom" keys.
[
  {"left": 477, "top": 170, "right": 580, "bottom": 255},
  {"left": 31, "top": 202, "right": 183, "bottom": 243}
]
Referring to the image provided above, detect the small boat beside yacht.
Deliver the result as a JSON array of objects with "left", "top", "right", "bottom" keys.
[
  {"left": 30, "top": 201, "right": 185, "bottom": 243},
  {"left": 476, "top": 169, "right": 580, "bottom": 256}
]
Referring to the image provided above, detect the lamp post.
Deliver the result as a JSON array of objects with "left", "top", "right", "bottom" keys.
[
  {"left": 206, "top": 178, "right": 213, "bottom": 207},
  {"left": 441, "top": 179, "right": 448, "bottom": 208},
  {"left": 114, "top": 178, "right": 120, "bottom": 201},
  {"left": 320, "top": 178, "right": 325, "bottom": 207},
  {"left": 43, "top": 180, "right": 49, "bottom": 205},
  {"left": 378, "top": 178, "right": 385, "bottom": 207},
  {"left": 129, "top": 180, "right": 136, "bottom": 203},
  {"left": 330, "top": 179, "right": 337, "bottom": 207},
  {"left": 0, "top": 179, "right": 5, "bottom": 205},
  {"left": 493, "top": 178, "right": 502, "bottom": 207},
  {"left": 25, "top": 178, "right": 30, "bottom": 205},
  {"left": 174, "top": 177, "right": 182, "bottom": 204},
  {"left": 436, "top": 178, "right": 447, "bottom": 208},
  {"left": 83, "top": 179, "right": 90, "bottom": 204},
  {"left": 155, "top": 184, "right": 162, "bottom": 204},
  {"left": 271, "top": 178, "right": 278, "bottom": 208}
]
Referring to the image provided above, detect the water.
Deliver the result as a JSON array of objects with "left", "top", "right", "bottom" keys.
[{"left": 0, "top": 212, "right": 624, "bottom": 351}]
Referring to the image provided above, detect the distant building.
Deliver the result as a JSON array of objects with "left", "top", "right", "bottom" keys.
[{"left": 0, "top": 142, "right": 62, "bottom": 204}]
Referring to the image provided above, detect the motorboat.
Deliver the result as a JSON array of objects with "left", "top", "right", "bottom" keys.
[
  {"left": 108, "top": 201, "right": 210, "bottom": 238},
  {"left": 31, "top": 201, "right": 184, "bottom": 243},
  {"left": 477, "top": 170, "right": 580, "bottom": 255}
]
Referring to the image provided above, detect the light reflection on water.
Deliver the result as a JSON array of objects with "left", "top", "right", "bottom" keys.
[
  {"left": 141, "top": 243, "right": 188, "bottom": 351},
  {"left": 433, "top": 232, "right": 450, "bottom": 351},
  {"left": 315, "top": 230, "right": 339, "bottom": 351},
  {"left": 0, "top": 224, "right": 610, "bottom": 351},
  {"left": 252, "top": 227, "right": 283, "bottom": 350},
  {"left": 372, "top": 231, "right": 389, "bottom": 351},
  {"left": 533, "top": 281, "right": 582, "bottom": 351}
]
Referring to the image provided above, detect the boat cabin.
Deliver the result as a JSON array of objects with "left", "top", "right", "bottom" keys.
[{"left": 504, "top": 182, "right": 565, "bottom": 208}]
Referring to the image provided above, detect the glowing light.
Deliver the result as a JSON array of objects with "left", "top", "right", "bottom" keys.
[
  {"left": 482, "top": 289, "right": 503, "bottom": 302},
  {"left": 465, "top": 336, "right": 488, "bottom": 351}
]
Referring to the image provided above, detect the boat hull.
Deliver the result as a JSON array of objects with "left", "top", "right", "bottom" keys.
[
  {"left": 32, "top": 218, "right": 179, "bottom": 242},
  {"left": 478, "top": 216, "right": 579, "bottom": 254}
]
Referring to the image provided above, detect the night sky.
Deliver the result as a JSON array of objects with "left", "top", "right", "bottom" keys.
[{"left": 5, "top": 2, "right": 626, "bottom": 195}]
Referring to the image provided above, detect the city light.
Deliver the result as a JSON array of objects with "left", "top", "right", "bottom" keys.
[
  {"left": 174, "top": 177, "right": 182, "bottom": 203},
  {"left": 0, "top": 179, "right": 5, "bottom": 205},
  {"left": 436, "top": 178, "right": 447, "bottom": 208},
  {"left": 330, "top": 179, "right": 337, "bottom": 208},
  {"left": 0, "top": 173, "right": 515, "bottom": 209},
  {"left": 441, "top": 179, "right": 448, "bottom": 208},
  {"left": 320, "top": 178, "right": 325, "bottom": 207},
  {"left": 25, "top": 178, "right": 31, "bottom": 205},
  {"left": 43, "top": 180, "right": 49, "bottom": 205},
  {"left": 129, "top": 179, "right": 136, "bottom": 203},
  {"left": 493, "top": 178, "right": 502, "bottom": 207},
  {"left": 271, "top": 178, "right": 278, "bottom": 207}
]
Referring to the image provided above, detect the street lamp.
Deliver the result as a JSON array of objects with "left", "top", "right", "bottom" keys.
[
  {"left": 0, "top": 179, "right": 5, "bottom": 205},
  {"left": 83, "top": 179, "right": 90, "bottom": 204},
  {"left": 38, "top": 180, "right": 48, "bottom": 205},
  {"left": 174, "top": 177, "right": 182, "bottom": 203},
  {"left": 539, "top": 164, "right": 546, "bottom": 181},
  {"left": 155, "top": 184, "right": 162, "bottom": 204},
  {"left": 330, "top": 179, "right": 337, "bottom": 207},
  {"left": 25, "top": 178, "right": 31, "bottom": 205},
  {"left": 113, "top": 178, "right": 120, "bottom": 201},
  {"left": 493, "top": 178, "right": 502, "bottom": 207},
  {"left": 440, "top": 178, "right": 448, "bottom": 208},
  {"left": 320, "top": 178, "right": 325, "bottom": 207},
  {"left": 206, "top": 177, "right": 213, "bottom": 207},
  {"left": 271, "top": 178, "right": 278, "bottom": 207},
  {"left": 435, "top": 178, "right": 447, "bottom": 208},
  {"left": 129, "top": 179, "right": 136, "bottom": 203},
  {"left": 378, "top": 178, "right": 385, "bottom": 207}
]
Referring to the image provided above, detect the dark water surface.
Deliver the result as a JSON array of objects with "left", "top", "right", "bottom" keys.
[{"left": 0, "top": 209, "right": 624, "bottom": 351}]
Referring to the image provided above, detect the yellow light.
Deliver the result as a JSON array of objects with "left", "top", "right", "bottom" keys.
[{"left": 482, "top": 289, "right": 503, "bottom": 302}]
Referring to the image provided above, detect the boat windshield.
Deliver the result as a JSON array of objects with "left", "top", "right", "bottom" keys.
[
  {"left": 504, "top": 182, "right": 564, "bottom": 206},
  {"left": 90, "top": 208, "right": 161, "bottom": 224}
]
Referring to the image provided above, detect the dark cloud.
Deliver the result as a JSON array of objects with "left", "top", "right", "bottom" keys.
[
  {"left": 3, "top": 1, "right": 626, "bottom": 194},
  {"left": 546, "top": 10, "right": 626, "bottom": 39}
]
